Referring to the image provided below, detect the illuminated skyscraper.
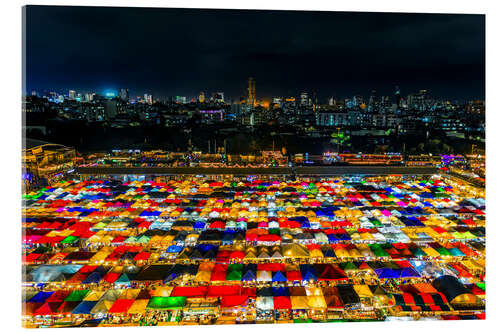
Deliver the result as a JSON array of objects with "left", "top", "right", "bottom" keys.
[
  {"left": 86, "top": 93, "right": 95, "bottom": 102},
  {"left": 394, "top": 85, "right": 401, "bottom": 108},
  {"left": 300, "top": 92, "right": 308, "bottom": 106},
  {"left": 144, "top": 94, "right": 153, "bottom": 104},
  {"left": 176, "top": 96, "right": 187, "bottom": 104},
  {"left": 120, "top": 88, "right": 129, "bottom": 102},
  {"left": 214, "top": 92, "right": 224, "bottom": 103},
  {"left": 247, "top": 77, "right": 255, "bottom": 106},
  {"left": 368, "top": 90, "right": 377, "bottom": 112},
  {"left": 199, "top": 92, "right": 205, "bottom": 103},
  {"left": 68, "top": 90, "right": 76, "bottom": 100}
]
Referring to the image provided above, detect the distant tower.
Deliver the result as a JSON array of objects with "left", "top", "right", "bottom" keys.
[
  {"left": 247, "top": 77, "right": 256, "bottom": 106},
  {"left": 394, "top": 86, "right": 401, "bottom": 108}
]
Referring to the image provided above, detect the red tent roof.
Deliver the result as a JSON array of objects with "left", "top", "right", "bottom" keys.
[
  {"left": 108, "top": 299, "right": 134, "bottom": 313},
  {"left": 46, "top": 290, "right": 71, "bottom": 302},
  {"left": 103, "top": 272, "right": 121, "bottom": 283},
  {"left": 257, "top": 263, "right": 285, "bottom": 272},
  {"left": 317, "top": 264, "right": 348, "bottom": 281},
  {"left": 34, "top": 302, "right": 62, "bottom": 316},
  {"left": 286, "top": 270, "right": 302, "bottom": 281},
  {"left": 220, "top": 295, "right": 248, "bottom": 308},
  {"left": 273, "top": 296, "right": 291, "bottom": 309},
  {"left": 171, "top": 286, "right": 207, "bottom": 297},
  {"left": 207, "top": 285, "right": 241, "bottom": 297},
  {"left": 133, "top": 252, "right": 151, "bottom": 261}
]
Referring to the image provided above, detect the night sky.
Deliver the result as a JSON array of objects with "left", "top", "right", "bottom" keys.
[{"left": 24, "top": 6, "right": 485, "bottom": 101}]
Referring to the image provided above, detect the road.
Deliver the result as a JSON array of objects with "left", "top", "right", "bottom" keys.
[{"left": 76, "top": 166, "right": 438, "bottom": 176}]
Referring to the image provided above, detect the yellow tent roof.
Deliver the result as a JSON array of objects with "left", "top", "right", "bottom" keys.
[
  {"left": 291, "top": 296, "right": 310, "bottom": 309},
  {"left": 152, "top": 286, "right": 173, "bottom": 297},
  {"left": 127, "top": 299, "right": 149, "bottom": 314},
  {"left": 305, "top": 286, "right": 323, "bottom": 296},
  {"left": 307, "top": 295, "right": 327, "bottom": 309},
  {"left": 119, "top": 288, "right": 141, "bottom": 299},
  {"left": 422, "top": 247, "right": 440, "bottom": 257},
  {"left": 194, "top": 270, "right": 212, "bottom": 283},
  {"left": 282, "top": 244, "right": 309, "bottom": 258},
  {"left": 84, "top": 290, "right": 105, "bottom": 301},
  {"left": 354, "top": 284, "right": 373, "bottom": 298}
]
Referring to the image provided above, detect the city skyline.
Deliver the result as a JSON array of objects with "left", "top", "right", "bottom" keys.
[
  {"left": 27, "top": 84, "right": 483, "bottom": 105},
  {"left": 25, "top": 7, "right": 485, "bottom": 100}
]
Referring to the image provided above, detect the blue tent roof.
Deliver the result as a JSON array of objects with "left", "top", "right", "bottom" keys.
[
  {"left": 28, "top": 291, "right": 54, "bottom": 303},
  {"left": 196, "top": 244, "right": 218, "bottom": 252},
  {"left": 327, "top": 234, "right": 339, "bottom": 243},
  {"left": 71, "top": 301, "right": 97, "bottom": 314},
  {"left": 82, "top": 271, "right": 104, "bottom": 284},
  {"left": 193, "top": 222, "right": 206, "bottom": 229},
  {"left": 290, "top": 216, "right": 308, "bottom": 223},
  {"left": 272, "top": 271, "right": 287, "bottom": 282},
  {"left": 337, "top": 233, "right": 351, "bottom": 241},
  {"left": 241, "top": 270, "right": 256, "bottom": 281},
  {"left": 300, "top": 265, "right": 317, "bottom": 281},
  {"left": 400, "top": 267, "right": 421, "bottom": 278},
  {"left": 323, "top": 248, "right": 336, "bottom": 258},
  {"left": 166, "top": 245, "right": 182, "bottom": 253},
  {"left": 375, "top": 268, "right": 401, "bottom": 279},
  {"left": 272, "top": 286, "right": 290, "bottom": 296}
]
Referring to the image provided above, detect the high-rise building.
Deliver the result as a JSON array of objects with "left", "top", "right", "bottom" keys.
[
  {"left": 353, "top": 95, "right": 363, "bottom": 107},
  {"left": 86, "top": 93, "right": 95, "bottom": 102},
  {"left": 198, "top": 92, "right": 205, "bottom": 103},
  {"left": 143, "top": 94, "right": 153, "bottom": 104},
  {"left": 394, "top": 86, "right": 401, "bottom": 108},
  {"left": 415, "top": 89, "right": 428, "bottom": 110},
  {"left": 104, "top": 99, "right": 117, "bottom": 120},
  {"left": 247, "top": 77, "right": 256, "bottom": 107},
  {"left": 120, "top": 88, "right": 129, "bottom": 102},
  {"left": 300, "top": 92, "right": 309, "bottom": 106},
  {"left": 368, "top": 90, "right": 377, "bottom": 108},
  {"left": 176, "top": 96, "right": 187, "bottom": 104},
  {"left": 273, "top": 97, "right": 283, "bottom": 107},
  {"left": 214, "top": 92, "right": 224, "bottom": 103},
  {"left": 68, "top": 90, "right": 76, "bottom": 100}
]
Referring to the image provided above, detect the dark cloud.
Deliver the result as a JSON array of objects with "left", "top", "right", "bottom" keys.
[{"left": 25, "top": 6, "right": 485, "bottom": 100}]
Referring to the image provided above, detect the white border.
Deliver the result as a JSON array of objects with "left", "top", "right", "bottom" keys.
[{"left": 1, "top": 1, "right": 498, "bottom": 333}]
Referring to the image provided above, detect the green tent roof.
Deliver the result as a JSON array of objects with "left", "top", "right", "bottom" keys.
[
  {"left": 147, "top": 296, "right": 186, "bottom": 310},
  {"left": 136, "top": 235, "right": 151, "bottom": 243},
  {"left": 228, "top": 263, "right": 243, "bottom": 272},
  {"left": 115, "top": 273, "right": 131, "bottom": 284},
  {"left": 64, "top": 290, "right": 90, "bottom": 302},
  {"left": 61, "top": 235, "right": 80, "bottom": 244},
  {"left": 226, "top": 270, "right": 243, "bottom": 281},
  {"left": 436, "top": 248, "right": 451, "bottom": 256},
  {"left": 342, "top": 262, "right": 359, "bottom": 272}
]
